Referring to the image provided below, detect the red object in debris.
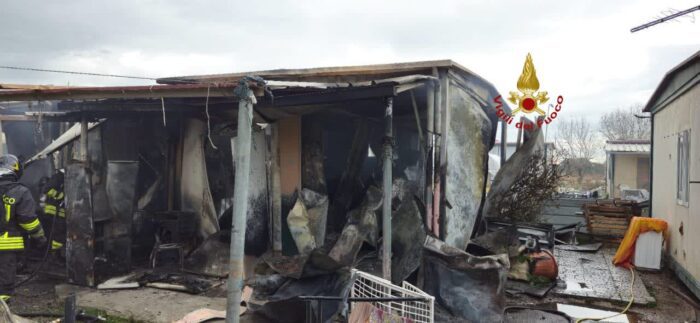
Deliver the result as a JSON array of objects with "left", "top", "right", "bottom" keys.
[{"left": 530, "top": 249, "right": 558, "bottom": 279}]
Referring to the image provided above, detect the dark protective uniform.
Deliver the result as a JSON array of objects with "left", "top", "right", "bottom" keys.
[
  {"left": 0, "top": 179, "right": 45, "bottom": 301},
  {"left": 40, "top": 172, "right": 65, "bottom": 250}
]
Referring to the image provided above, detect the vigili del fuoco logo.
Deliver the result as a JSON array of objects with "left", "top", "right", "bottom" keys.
[{"left": 494, "top": 53, "right": 564, "bottom": 131}]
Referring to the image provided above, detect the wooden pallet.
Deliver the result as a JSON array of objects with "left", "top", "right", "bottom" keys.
[{"left": 583, "top": 199, "right": 636, "bottom": 239}]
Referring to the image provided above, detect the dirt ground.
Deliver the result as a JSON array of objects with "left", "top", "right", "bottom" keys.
[
  {"left": 6, "top": 260, "right": 700, "bottom": 322},
  {"left": 507, "top": 267, "right": 700, "bottom": 322},
  {"left": 8, "top": 276, "right": 64, "bottom": 321},
  {"left": 7, "top": 273, "right": 231, "bottom": 323}
]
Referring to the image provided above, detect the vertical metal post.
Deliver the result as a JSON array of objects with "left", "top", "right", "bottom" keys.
[
  {"left": 64, "top": 294, "right": 77, "bottom": 323},
  {"left": 266, "top": 124, "right": 283, "bottom": 252},
  {"left": 434, "top": 73, "right": 443, "bottom": 167},
  {"left": 431, "top": 70, "right": 442, "bottom": 238},
  {"left": 0, "top": 122, "right": 6, "bottom": 155},
  {"left": 516, "top": 116, "right": 524, "bottom": 149},
  {"left": 436, "top": 70, "right": 449, "bottom": 239},
  {"left": 226, "top": 86, "right": 255, "bottom": 322},
  {"left": 438, "top": 70, "right": 449, "bottom": 167},
  {"left": 382, "top": 97, "right": 394, "bottom": 281},
  {"left": 648, "top": 114, "right": 654, "bottom": 214},
  {"left": 500, "top": 120, "right": 507, "bottom": 165},
  {"left": 425, "top": 81, "right": 435, "bottom": 231},
  {"left": 80, "top": 116, "right": 88, "bottom": 163}
]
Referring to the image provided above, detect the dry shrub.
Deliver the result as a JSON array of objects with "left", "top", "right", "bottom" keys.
[{"left": 491, "top": 153, "right": 562, "bottom": 223}]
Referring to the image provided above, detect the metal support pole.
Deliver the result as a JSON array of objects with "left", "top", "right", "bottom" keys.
[
  {"left": 500, "top": 120, "right": 507, "bottom": 165},
  {"left": 434, "top": 73, "right": 443, "bottom": 167},
  {"left": 516, "top": 116, "right": 524, "bottom": 149},
  {"left": 64, "top": 294, "right": 77, "bottom": 323},
  {"left": 80, "top": 116, "right": 88, "bottom": 163},
  {"left": 267, "top": 124, "right": 283, "bottom": 252},
  {"left": 226, "top": 86, "right": 256, "bottom": 322},
  {"left": 425, "top": 81, "right": 435, "bottom": 231},
  {"left": 382, "top": 97, "right": 394, "bottom": 281},
  {"left": 0, "top": 122, "right": 6, "bottom": 155}
]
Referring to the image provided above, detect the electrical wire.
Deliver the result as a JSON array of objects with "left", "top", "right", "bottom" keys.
[
  {"left": 0, "top": 65, "right": 156, "bottom": 81},
  {"left": 575, "top": 267, "right": 636, "bottom": 323},
  {"left": 205, "top": 85, "right": 218, "bottom": 150}
]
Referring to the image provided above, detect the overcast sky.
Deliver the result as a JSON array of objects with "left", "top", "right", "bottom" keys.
[{"left": 1, "top": 0, "right": 698, "bottom": 127}]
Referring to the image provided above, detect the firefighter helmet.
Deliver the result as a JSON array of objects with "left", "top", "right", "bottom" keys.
[{"left": 0, "top": 155, "right": 23, "bottom": 179}]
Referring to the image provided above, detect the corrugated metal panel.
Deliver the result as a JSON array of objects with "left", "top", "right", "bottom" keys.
[
  {"left": 0, "top": 75, "right": 435, "bottom": 102},
  {"left": 157, "top": 59, "right": 464, "bottom": 84},
  {"left": 605, "top": 142, "right": 651, "bottom": 153}
]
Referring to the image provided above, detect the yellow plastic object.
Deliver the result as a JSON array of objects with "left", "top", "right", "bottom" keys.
[{"left": 613, "top": 216, "right": 668, "bottom": 268}]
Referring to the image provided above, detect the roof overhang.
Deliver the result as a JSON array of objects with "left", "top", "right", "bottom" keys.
[
  {"left": 156, "top": 59, "right": 476, "bottom": 85},
  {"left": 606, "top": 151, "right": 650, "bottom": 156},
  {"left": 604, "top": 140, "right": 651, "bottom": 154},
  {"left": 0, "top": 83, "right": 73, "bottom": 90},
  {"left": 0, "top": 74, "right": 437, "bottom": 122},
  {"left": 643, "top": 50, "right": 700, "bottom": 114},
  {"left": 0, "top": 83, "right": 242, "bottom": 101}
]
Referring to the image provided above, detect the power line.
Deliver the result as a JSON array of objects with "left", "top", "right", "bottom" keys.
[
  {"left": 0, "top": 65, "right": 157, "bottom": 81},
  {"left": 631, "top": 5, "right": 700, "bottom": 33}
]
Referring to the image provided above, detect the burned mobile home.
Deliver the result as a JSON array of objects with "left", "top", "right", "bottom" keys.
[{"left": 0, "top": 60, "right": 510, "bottom": 320}]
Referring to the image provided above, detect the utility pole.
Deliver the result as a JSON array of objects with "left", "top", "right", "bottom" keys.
[
  {"left": 226, "top": 79, "right": 258, "bottom": 322},
  {"left": 382, "top": 97, "right": 394, "bottom": 281}
]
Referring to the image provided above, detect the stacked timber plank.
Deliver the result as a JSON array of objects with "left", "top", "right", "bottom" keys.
[{"left": 583, "top": 200, "right": 637, "bottom": 239}]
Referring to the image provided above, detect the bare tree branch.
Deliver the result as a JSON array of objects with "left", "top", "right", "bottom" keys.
[
  {"left": 556, "top": 117, "right": 599, "bottom": 160},
  {"left": 599, "top": 105, "right": 651, "bottom": 141}
]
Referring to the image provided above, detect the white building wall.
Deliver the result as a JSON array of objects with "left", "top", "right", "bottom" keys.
[{"left": 652, "top": 84, "right": 700, "bottom": 284}]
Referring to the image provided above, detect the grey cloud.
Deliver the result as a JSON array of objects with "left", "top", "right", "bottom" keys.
[{"left": 0, "top": 0, "right": 697, "bottom": 125}]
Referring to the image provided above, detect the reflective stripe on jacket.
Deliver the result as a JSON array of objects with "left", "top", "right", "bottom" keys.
[
  {"left": 51, "top": 240, "right": 63, "bottom": 250},
  {"left": 44, "top": 204, "right": 66, "bottom": 218},
  {"left": 0, "top": 181, "right": 44, "bottom": 251},
  {"left": 43, "top": 188, "right": 65, "bottom": 218},
  {"left": 1, "top": 195, "right": 24, "bottom": 251},
  {"left": 0, "top": 232, "right": 23, "bottom": 251}
]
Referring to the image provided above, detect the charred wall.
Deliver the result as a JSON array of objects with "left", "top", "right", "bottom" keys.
[
  {"left": 440, "top": 71, "right": 501, "bottom": 249},
  {"left": 216, "top": 128, "right": 270, "bottom": 256},
  {"left": 1, "top": 102, "right": 61, "bottom": 199}
]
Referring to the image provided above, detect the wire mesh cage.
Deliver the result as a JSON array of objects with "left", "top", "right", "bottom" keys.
[{"left": 350, "top": 269, "right": 434, "bottom": 323}]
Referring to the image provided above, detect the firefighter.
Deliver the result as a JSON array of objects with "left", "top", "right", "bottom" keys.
[
  {"left": 40, "top": 171, "right": 65, "bottom": 251},
  {"left": 0, "top": 155, "right": 47, "bottom": 302}
]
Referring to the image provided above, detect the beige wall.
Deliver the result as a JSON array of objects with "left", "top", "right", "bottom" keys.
[
  {"left": 610, "top": 154, "right": 650, "bottom": 198},
  {"left": 652, "top": 84, "right": 700, "bottom": 281},
  {"left": 612, "top": 154, "right": 640, "bottom": 197}
]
